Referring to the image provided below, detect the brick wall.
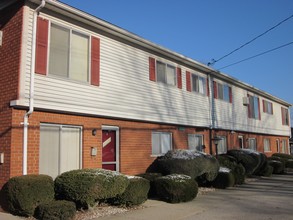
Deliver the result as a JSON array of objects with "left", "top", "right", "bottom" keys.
[{"left": 0, "top": 1, "right": 24, "bottom": 189}]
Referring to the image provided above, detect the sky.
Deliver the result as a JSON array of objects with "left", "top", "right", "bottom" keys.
[{"left": 60, "top": 0, "right": 293, "bottom": 123}]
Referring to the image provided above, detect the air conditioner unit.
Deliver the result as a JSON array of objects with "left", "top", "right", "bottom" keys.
[{"left": 243, "top": 97, "right": 249, "bottom": 106}]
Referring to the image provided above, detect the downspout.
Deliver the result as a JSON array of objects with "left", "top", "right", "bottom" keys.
[
  {"left": 22, "top": 0, "right": 46, "bottom": 175},
  {"left": 208, "top": 73, "right": 213, "bottom": 154}
]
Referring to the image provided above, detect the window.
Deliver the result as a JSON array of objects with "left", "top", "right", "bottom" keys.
[
  {"left": 49, "top": 23, "right": 89, "bottom": 82},
  {"left": 276, "top": 139, "right": 280, "bottom": 153},
  {"left": 263, "top": 100, "right": 273, "bottom": 114},
  {"left": 264, "top": 138, "right": 271, "bottom": 152},
  {"left": 281, "top": 139, "right": 287, "bottom": 153},
  {"left": 152, "top": 132, "right": 172, "bottom": 155},
  {"left": 281, "top": 107, "right": 289, "bottom": 126},
  {"left": 248, "top": 138, "right": 257, "bottom": 151},
  {"left": 191, "top": 74, "right": 207, "bottom": 95},
  {"left": 217, "top": 136, "right": 227, "bottom": 154},
  {"left": 39, "top": 124, "right": 81, "bottom": 179},
  {"left": 156, "top": 61, "right": 176, "bottom": 86},
  {"left": 248, "top": 95, "right": 260, "bottom": 120},
  {"left": 214, "top": 81, "right": 232, "bottom": 103},
  {"left": 188, "top": 134, "right": 204, "bottom": 151}
]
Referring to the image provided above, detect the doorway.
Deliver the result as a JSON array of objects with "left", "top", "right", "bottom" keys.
[{"left": 102, "top": 126, "right": 119, "bottom": 171}]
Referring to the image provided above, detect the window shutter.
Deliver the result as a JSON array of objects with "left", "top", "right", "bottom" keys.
[
  {"left": 149, "top": 57, "right": 156, "bottom": 81},
  {"left": 91, "top": 36, "right": 100, "bottom": 86},
  {"left": 271, "top": 103, "right": 274, "bottom": 114},
  {"left": 229, "top": 87, "right": 232, "bottom": 103},
  {"left": 258, "top": 98, "right": 261, "bottom": 120},
  {"left": 263, "top": 100, "right": 266, "bottom": 112},
  {"left": 247, "top": 94, "right": 252, "bottom": 118},
  {"left": 186, "top": 71, "right": 191, "bottom": 92},
  {"left": 35, "top": 17, "right": 49, "bottom": 75},
  {"left": 213, "top": 81, "right": 218, "bottom": 99},
  {"left": 177, "top": 67, "right": 182, "bottom": 89},
  {"left": 206, "top": 78, "right": 210, "bottom": 96},
  {"left": 281, "top": 107, "right": 285, "bottom": 125}
]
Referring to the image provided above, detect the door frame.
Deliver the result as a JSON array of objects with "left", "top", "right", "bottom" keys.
[{"left": 101, "top": 125, "right": 120, "bottom": 172}]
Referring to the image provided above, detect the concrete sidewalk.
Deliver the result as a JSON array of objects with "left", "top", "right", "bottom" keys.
[{"left": 1, "top": 173, "right": 293, "bottom": 220}]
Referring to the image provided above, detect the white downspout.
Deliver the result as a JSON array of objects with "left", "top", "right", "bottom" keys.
[{"left": 22, "top": 0, "right": 46, "bottom": 175}]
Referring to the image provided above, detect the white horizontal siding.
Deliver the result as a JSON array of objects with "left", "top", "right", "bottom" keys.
[{"left": 19, "top": 7, "right": 290, "bottom": 136}]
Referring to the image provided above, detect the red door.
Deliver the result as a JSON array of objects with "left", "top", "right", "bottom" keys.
[{"left": 102, "top": 130, "right": 117, "bottom": 171}]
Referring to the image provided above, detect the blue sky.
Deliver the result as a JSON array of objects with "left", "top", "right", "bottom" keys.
[{"left": 60, "top": 0, "right": 293, "bottom": 122}]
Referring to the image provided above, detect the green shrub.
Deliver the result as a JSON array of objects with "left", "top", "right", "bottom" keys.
[
  {"left": 108, "top": 176, "right": 150, "bottom": 206},
  {"left": 286, "top": 159, "right": 293, "bottom": 168},
  {"left": 155, "top": 174, "right": 198, "bottom": 203},
  {"left": 2, "top": 175, "right": 54, "bottom": 217},
  {"left": 268, "top": 160, "right": 285, "bottom": 174},
  {"left": 54, "top": 169, "right": 129, "bottom": 209},
  {"left": 227, "top": 149, "right": 261, "bottom": 175},
  {"left": 272, "top": 153, "right": 293, "bottom": 161},
  {"left": 258, "top": 165, "right": 274, "bottom": 177},
  {"left": 217, "top": 155, "right": 246, "bottom": 185},
  {"left": 211, "top": 167, "right": 235, "bottom": 189},
  {"left": 34, "top": 200, "right": 76, "bottom": 220},
  {"left": 153, "top": 150, "right": 219, "bottom": 181},
  {"left": 137, "top": 173, "right": 162, "bottom": 198},
  {"left": 253, "top": 153, "right": 268, "bottom": 176}
]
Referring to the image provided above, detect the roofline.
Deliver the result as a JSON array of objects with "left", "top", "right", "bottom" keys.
[{"left": 27, "top": 0, "right": 291, "bottom": 107}]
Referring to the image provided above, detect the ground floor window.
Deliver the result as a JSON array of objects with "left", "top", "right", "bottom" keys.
[
  {"left": 188, "top": 134, "right": 204, "bottom": 151},
  {"left": 281, "top": 140, "right": 287, "bottom": 153},
  {"left": 217, "top": 136, "right": 227, "bottom": 154},
  {"left": 39, "top": 124, "right": 82, "bottom": 179},
  {"left": 248, "top": 138, "right": 257, "bottom": 151},
  {"left": 152, "top": 131, "right": 172, "bottom": 156},
  {"left": 264, "top": 138, "right": 271, "bottom": 152}
]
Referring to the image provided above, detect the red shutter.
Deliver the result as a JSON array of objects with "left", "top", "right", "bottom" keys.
[
  {"left": 229, "top": 86, "right": 232, "bottom": 103},
  {"left": 213, "top": 81, "right": 218, "bottom": 99},
  {"left": 247, "top": 94, "right": 251, "bottom": 118},
  {"left": 271, "top": 103, "right": 273, "bottom": 114},
  {"left": 35, "top": 17, "right": 49, "bottom": 75},
  {"left": 206, "top": 78, "right": 210, "bottom": 96},
  {"left": 186, "top": 71, "right": 191, "bottom": 92},
  {"left": 91, "top": 36, "right": 100, "bottom": 86},
  {"left": 177, "top": 67, "right": 182, "bottom": 89},
  {"left": 262, "top": 100, "right": 266, "bottom": 112},
  {"left": 258, "top": 98, "right": 261, "bottom": 120},
  {"left": 149, "top": 57, "right": 156, "bottom": 81}
]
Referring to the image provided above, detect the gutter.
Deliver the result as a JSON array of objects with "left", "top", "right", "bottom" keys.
[{"left": 22, "top": 0, "right": 45, "bottom": 175}]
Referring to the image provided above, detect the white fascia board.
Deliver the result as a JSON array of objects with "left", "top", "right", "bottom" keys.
[{"left": 28, "top": 0, "right": 291, "bottom": 107}]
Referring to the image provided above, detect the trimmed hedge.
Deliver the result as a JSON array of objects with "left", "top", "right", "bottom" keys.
[
  {"left": 108, "top": 176, "right": 150, "bottom": 206},
  {"left": 152, "top": 150, "right": 219, "bottom": 182},
  {"left": 217, "top": 155, "right": 246, "bottom": 185},
  {"left": 137, "top": 173, "right": 162, "bottom": 198},
  {"left": 272, "top": 153, "right": 293, "bottom": 161},
  {"left": 34, "top": 200, "right": 76, "bottom": 220},
  {"left": 155, "top": 174, "right": 198, "bottom": 203},
  {"left": 286, "top": 159, "right": 293, "bottom": 168},
  {"left": 2, "top": 175, "right": 54, "bottom": 217},
  {"left": 268, "top": 160, "right": 285, "bottom": 174},
  {"left": 211, "top": 167, "right": 235, "bottom": 189},
  {"left": 54, "top": 169, "right": 129, "bottom": 208}
]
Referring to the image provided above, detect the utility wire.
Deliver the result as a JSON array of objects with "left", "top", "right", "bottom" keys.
[
  {"left": 217, "top": 41, "right": 293, "bottom": 70},
  {"left": 208, "top": 14, "right": 293, "bottom": 66}
]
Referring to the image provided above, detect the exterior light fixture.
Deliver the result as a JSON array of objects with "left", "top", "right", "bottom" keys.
[{"left": 92, "top": 129, "right": 97, "bottom": 136}]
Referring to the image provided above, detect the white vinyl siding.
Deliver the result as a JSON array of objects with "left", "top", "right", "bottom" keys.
[
  {"left": 188, "top": 134, "right": 204, "bottom": 151},
  {"left": 152, "top": 132, "right": 172, "bottom": 155},
  {"left": 39, "top": 124, "right": 81, "bottom": 179}
]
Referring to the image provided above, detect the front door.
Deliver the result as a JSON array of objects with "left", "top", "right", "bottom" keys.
[{"left": 102, "top": 128, "right": 119, "bottom": 171}]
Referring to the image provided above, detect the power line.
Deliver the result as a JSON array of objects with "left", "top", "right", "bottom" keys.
[
  {"left": 217, "top": 41, "right": 293, "bottom": 70},
  {"left": 207, "top": 13, "right": 293, "bottom": 66}
]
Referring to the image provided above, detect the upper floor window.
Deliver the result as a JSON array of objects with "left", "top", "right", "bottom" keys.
[
  {"left": 49, "top": 24, "right": 89, "bottom": 82},
  {"left": 281, "top": 107, "right": 289, "bottom": 126},
  {"left": 156, "top": 61, "right": 176, "bottom": 86},
  {"left": 248, "top": 95, "right": 260, "bottom": 120},
  {"left": 191, "top": 74, "right": 207, "bottom": 95},
  {"left": 263, "top": 100, "right": 273, "bottom": 115},
  {"left": 151, "top": 131, "right": 172, "bottom": 156},
  {"left": 213, "top": 81, "right": 232, "bottom": 103}
]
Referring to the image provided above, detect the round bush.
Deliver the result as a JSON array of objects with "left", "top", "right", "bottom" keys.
[
  {"left": 155, "top": 174, "right": 198, "bottom": 203},
  {"left": 272, "top": 153, "right": 293, "bottom": 161},
  {"left": 211, "top": 167, "right": 235, "bottom": 189},
  {"left": 108, "top": 176, "right": 150, "bottom": 206},
  {"left": 268, "top": 160, "right": 285, "bottom": 174},
  {"left": 54, "top": 169, "right": 129, "bottom": 208},
  {"left": 137, "top": 173, "right": 162, "bottom": 198},
  {"left": 286, "top": 159, "right": 293, "bottom": 168},
  {"left": 35, "top": 200, "right": 76, "bottom": 220},
  {"left": 2, "top": 175, "right": 54, "bottom": 217}
]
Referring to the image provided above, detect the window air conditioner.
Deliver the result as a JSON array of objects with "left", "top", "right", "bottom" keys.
[{"left": 243, "top": 97, "right": 249, "bottom": 106}]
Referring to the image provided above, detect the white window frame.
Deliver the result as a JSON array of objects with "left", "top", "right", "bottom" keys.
[
  {"left": 48, "top": 22, "right": 90, "bottom": 83},
  {"left": 281, "top": 139, "right": 287, "bottom": 153},
  {"left": 217, "top": 136, "right": 227, "bottom": 154},
  {"left": 248, "top": 138, "right": 257, "bottom": 151},
  {"left": 248, "top": 95, "right": 260, "bottom": 120},
  {"left": 264, "top": 138, "right": 271, "bottom": 152},
  {"left": 263, "top": 100, "right": 273, "bottom": 115},
  {"left": 238, "top": 136, "right": 244, "bottom": 149},
  {"left": 188, "top": 134, "right": 204, "bottom": 151},
  {"left": 156, "top": 60, "right": 176, "bottom": 86},
  {"left": 191, "top": 74, "right": 207, "bottom": 95},
  {"left": 151, "top": 131, "right": 172, "bottom": 156}
]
